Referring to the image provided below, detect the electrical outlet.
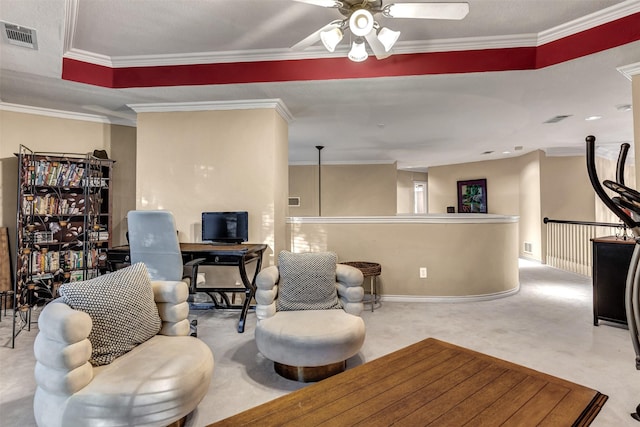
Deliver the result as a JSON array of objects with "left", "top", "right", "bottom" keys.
[{"left": 419, "top": 267, "right": 427, "bottom": 278}]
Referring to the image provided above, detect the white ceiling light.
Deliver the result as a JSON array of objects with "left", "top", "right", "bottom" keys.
[
  {"left": 349, "top": 9, "right": 374, "bottom": 37},
  {"left": 377, "top": 27, "right": 401, "bottom": 52},
  {"left": 585, "top": 115, "right": 602, "bottom": 121},
  {"left": 320, "top": 27, "right": 343, "bottom": 52},
  {"left": 348, "top": 38, "right": 368, "bottom": 62}
]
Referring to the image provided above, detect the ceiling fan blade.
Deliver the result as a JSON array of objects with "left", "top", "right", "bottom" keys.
[
  {"left": 292, "top": 0, "right": 343, "bottom": 7},
  {"left": 364, "top": 30, "right": 391, "bottom": 60},
  {"left": 291, "top": 21, "right": 342, "bottom": 50},
  {"left": 384, "top": 2, "right": 469, "bottom": 20}
]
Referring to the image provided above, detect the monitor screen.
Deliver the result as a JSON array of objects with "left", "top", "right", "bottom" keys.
[{"left": 201, "top": 211, "right": 248, "bottom": 243}]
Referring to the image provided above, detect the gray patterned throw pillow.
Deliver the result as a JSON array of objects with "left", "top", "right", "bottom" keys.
[
  {"left": 276, "top": 251, "right": 342, "bottom": 311},
  {"left": 58, "top": 262, "right": 162, "bottom": 366}
]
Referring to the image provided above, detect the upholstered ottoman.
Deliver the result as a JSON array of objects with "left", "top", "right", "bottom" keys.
[
  {"left": 256, "top": 309, "right": 365, "bottom": 380},
  {"left": 255, "top": 251, "right": 366, "bottom": 382}
]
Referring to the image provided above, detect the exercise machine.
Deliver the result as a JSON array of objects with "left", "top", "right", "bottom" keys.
[{"left": 585, "top": 135, "right": 640, "bottom": 421}]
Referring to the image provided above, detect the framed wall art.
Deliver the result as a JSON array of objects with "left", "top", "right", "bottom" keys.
[{"left": 457, "top": 179, "right": 487, "bottom": 213}]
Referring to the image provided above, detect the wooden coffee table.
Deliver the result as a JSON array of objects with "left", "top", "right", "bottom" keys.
[{"left": 208, "top": 338, "right": 607, "bottom": 426}]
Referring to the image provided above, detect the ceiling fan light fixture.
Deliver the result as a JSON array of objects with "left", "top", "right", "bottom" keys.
[
  {"left": 349, "top": 9, "right": 374, "bottom": 37},
  {"left": 377, "top": 27, "right": 400, "bottom": 51},
  {"left": 348, "top": 38, "right": 368, "bottom": 62},
  {"left": 320, "top": 27, "right": 343, "bottom": 52},
  {"left": 294, "top": 0, "right": 343, "bottom": 8}
]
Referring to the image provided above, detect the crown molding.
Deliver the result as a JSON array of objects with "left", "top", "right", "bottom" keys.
[
  {"left": 289, "top": 160, "right": 396, "bottom": 166},
  {"left": 543, "top": 142, "right": 635, "bottom": 161},
  {"left": 543, "top": 146, "right": 586, "bottom": 157},
  {"left": 63, "top": 0, "right": 79, "bottom": 53},
  {"left": 127, "top": 99, "right": 293, "bottom": 123},
  {"left": 0, "top": 101, "right": 135, "bottom": 125},
  {"left": 63, "top": 0, "right": 115, "bottom": 67},
  {"left": 62, "top": 1, "right": 640, "bottom": 68},
  {"left": 393, "top": 34, "right": 537, "bottom": 55},
  {"left": 537, "top": 0, "right": 640, "bottom": 45},
  {"left": 64, "top": 48, "right": 114, "bottom": 67},
  {"left": 97, "top": 34, "right": 538, "bottom": 67},
  {"left": 109, "top": 48, "right": 343, "bottom": 67},
  {"left": 617, "top": 61, "right": 640, "bottom": 80},
  {"left": 66, "top": 34, "right": 539, "bottom": 68}
]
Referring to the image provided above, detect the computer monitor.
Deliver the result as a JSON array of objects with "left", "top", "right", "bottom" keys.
[{"left": 201, "top": 211, "right": 248, "bottom": 244}]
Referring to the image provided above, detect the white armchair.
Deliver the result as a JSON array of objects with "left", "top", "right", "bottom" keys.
[
  {"left": 254, "top": 251, "right": 366, "bottom": 382},
  {"left": 33, "top": 269, "right": 214, "bottom": 427}
]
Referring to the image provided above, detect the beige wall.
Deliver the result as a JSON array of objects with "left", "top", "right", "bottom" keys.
[
  {"left": 289, "top": 165, "right": 318, "bottom": 216},
  {"left": 518, "top": 151, "right": 542, "bottom": 260},
  {"left": 541, "top": 155, "right": 597, "bottom": 222},
  {"left": 288, "top": 218, "right": 519, "bottom": 297},
  {"left": 135, "top": 109, "right": 288, "bottom": 266},
  {"left": 288, "top": 163, "right": 397, "bottom": 216},
  {"left": 396, "top": 170, "right": 428, "bottom": 214},
  {"left": 428, "top": 150, "right": 598, "bottom": 262},
  {"left": 109, "top": 125, "right": 137, "bottom": 246},
  {"left": 427, "top": 157, "right": 521, "bottom": 216},
  {"left": 0, "top": 109, "right": 136, "bottom": 261},
  {"left": 593, "top": 155, "right": 636, "bottom": 224},
  {"left": 428, "top": 154, "right": 525, "bottom": 253}
]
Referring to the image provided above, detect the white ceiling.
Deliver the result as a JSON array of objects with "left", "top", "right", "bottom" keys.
[{"left": 1, "top": 0, "right": 639, "bottom": 170}]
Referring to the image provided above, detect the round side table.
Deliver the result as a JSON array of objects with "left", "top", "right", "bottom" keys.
[{"left": 340, "top": 261, "right": 381, "bottom": 312}]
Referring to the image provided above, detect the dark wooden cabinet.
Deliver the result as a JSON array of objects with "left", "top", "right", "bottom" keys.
[{"left": 592, "top": 236, "right": 634, "bottom": 327}]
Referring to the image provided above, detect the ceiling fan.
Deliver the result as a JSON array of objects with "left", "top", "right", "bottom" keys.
[{"left": 291, "top": 0, "right": 469, "bottom": 62}]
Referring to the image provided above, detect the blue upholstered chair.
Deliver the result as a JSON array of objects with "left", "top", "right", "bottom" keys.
[{"left": 127, "top": 210, "right": 204, "bottom": 288}]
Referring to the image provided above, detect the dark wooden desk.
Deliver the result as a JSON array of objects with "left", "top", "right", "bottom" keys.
[{"left": 107, "top": 243, "right": 267, "bottom": 333}]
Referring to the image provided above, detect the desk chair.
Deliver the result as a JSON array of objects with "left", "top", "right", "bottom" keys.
[{"left": 127, "top": 210, "right": 204, "bottom": 288}]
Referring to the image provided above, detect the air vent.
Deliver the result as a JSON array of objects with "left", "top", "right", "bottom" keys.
[
  {"left": 1, "top": 22, "right": 38, "bottom": 49},
  {"left": 524, "top": 242, "right": 533, "bottom": 253},
  {"left": 288, "top": 197, "right": 301, "bottom": 207},
  {"left": 544, "top": 115, "right": 572, "bottom": 124}
]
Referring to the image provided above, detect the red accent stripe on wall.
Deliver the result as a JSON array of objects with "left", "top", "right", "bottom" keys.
[
  {"left": 536, "top": 12, "right": 640, "bottom": 68},
  {"left": 61, "top": 12, "right": 640, "bottom": 89},
  {"left": 63, "top": 47, "right": 537, "bottom": 89},
  {"left": 62, "top": 59, "right": 114, "bottom": 87}
]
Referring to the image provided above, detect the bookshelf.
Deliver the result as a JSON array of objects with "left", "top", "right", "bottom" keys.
[{"left": 12, "top": 145, "right": 114, "bottom": 346}]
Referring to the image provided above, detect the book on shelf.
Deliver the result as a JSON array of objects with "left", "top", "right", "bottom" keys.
[
  {"left": 28, "top": 248, "right": 101, "bottom": 277},
  {"left": 89, "top": 231, "right": 110, "bottom": 241},
  {"left": 31, "top": 160, "right": 85, "bottom": 187},
  {"left": 69, "top": 270, "right": 85, "bottom": 282},
  {"left": 32, "top": 231, "right": 54, "bottom": 243},
  {"left": 23, "top": 194, "right": 85, "bottom": 216},
  {"left": 30, "top": 250, "right": 60, "bottom": 273}
]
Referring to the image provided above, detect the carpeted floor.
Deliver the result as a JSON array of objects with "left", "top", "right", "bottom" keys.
[{"left": 1, "top": 259, "right": 639, "bottom": 426}]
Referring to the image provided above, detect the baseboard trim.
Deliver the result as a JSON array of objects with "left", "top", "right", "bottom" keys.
[{"left": 379, "top": 285, "right": 520, "bottom": 303}]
